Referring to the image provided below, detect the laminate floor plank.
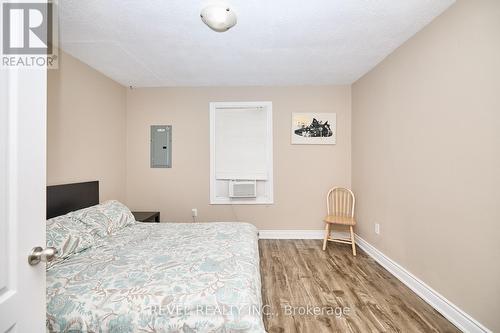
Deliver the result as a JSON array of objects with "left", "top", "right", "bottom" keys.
[{"left": 259, "top": 240, "right": 460, "bottom": 333}]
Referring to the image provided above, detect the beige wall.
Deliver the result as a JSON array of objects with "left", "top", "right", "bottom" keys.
[
  {"left": 126, "top": 86, "right": 351, "bottom": 229},
  {"left": 352, "top": 0, "right": 500, "bottom": 331},
  {"left": 47, "top": 51, "right": 127, "bottom": 202}
]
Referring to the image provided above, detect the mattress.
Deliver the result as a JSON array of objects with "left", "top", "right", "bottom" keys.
[{"left": 46, "top": 222, "right": 266, "bottom": 333}]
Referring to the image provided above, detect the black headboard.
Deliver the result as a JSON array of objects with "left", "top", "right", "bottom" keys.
[{"left": 46, "top": 181, "right": 99, "bottom": 219}]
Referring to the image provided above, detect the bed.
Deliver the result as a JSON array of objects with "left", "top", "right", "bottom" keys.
[{"left": 45, "top": 182, "right": 266, "bottom": 333}]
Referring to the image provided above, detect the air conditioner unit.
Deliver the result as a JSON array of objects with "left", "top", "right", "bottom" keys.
[{"left": 229, "top": 180, "right": 257, "bottom": 198}]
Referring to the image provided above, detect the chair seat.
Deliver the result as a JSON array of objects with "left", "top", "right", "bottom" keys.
[{"left": 323, "top": 215, "right": 356, "bottom": 226}]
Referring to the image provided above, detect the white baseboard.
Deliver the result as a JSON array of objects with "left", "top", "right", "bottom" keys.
[
  {"left": 259, "top": 229, "right": 491, "bottom": 333},
  {"left": 258, "top": 229, "right": 324, "bottom": 239},
  {"left": 258, "top": 229, "right": 351, "bottom": 240},
  {"left": 354, "top": 235, "right": 491, "bottom": 333}
]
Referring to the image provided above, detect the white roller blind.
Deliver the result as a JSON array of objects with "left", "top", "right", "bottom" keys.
[{"left": 214, "top": 107, "right": 268, "bottom": 180}]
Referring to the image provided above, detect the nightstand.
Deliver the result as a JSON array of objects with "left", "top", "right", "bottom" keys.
[{"left": 132, "top": 211, "right": 160, "bottom": 223}]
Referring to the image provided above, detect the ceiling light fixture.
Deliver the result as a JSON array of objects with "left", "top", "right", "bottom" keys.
[{"left": 200, "top": 5, "right": 237, "bottom": 32}]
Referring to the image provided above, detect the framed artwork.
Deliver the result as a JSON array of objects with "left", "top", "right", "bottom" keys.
[{"left": 291, "top": 113, "right": 336, "bottom": 145}]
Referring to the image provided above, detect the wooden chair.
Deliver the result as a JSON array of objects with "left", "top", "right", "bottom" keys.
[{"left": 322, "top": 187, "right": 356, "bottom": 256}]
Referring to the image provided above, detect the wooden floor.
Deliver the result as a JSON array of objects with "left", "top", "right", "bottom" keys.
[{"left": 259, "top": 240, "right": 460, "bottom": 333}]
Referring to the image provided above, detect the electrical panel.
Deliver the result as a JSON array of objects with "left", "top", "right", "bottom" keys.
[{"left": 150, "top": 125, "right": 172, "bottom": 168}]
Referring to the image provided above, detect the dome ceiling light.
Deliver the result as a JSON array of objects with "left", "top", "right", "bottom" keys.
[{"left": 200, "top": 5, "right": 237, "bottom": 32}]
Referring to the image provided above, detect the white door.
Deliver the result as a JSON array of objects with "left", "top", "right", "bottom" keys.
[{"left": 0, "top": 62, "right": 47, "bottom": 331}]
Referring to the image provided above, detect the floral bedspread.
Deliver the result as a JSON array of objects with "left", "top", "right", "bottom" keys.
[{"left": 46, "top": 222, "right": 266, "bottom": 333}]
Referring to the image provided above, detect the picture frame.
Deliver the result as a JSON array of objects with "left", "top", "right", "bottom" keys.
[{"left": 291, "top": 113, "right": 337, "bottom": 145}]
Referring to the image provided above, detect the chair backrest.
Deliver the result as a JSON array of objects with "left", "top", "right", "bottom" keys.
[{"left": 326, "top": 187, "right": 355, "bottom": 218}]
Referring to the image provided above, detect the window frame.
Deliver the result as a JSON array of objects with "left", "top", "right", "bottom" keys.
[{"left": 209, "top": 101, "right": 274, "bottom": 205}]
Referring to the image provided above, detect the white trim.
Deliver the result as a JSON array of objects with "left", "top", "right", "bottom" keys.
[
  {"left": 354, "top": 235, "right": 491, "bottom": 333},
  {"left": 259, "top": 230, "right": 324, "bottom": 239},
  {"left": 258, "top": 229, "right": 491, "bottom": 333},
  {"left": 209, "top": 101, "right": 273, "bottom": 205},
  {"left": 258, "top": 229, "right": 351, "bottom": 240}
]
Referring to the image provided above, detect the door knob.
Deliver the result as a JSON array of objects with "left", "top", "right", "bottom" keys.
[{"left": 28, "top": 246, "right": 58, "bottom": 265}]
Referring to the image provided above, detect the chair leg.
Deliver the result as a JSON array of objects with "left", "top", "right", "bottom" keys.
[
  {"left": 322, "top": 223, "right": 330, "bottom": 250},
  {"left": 350, "top": 226, "right": 356, "bottom": 256}
]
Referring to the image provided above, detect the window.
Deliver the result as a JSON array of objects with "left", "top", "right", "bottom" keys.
[{"left": 210, "top": 102, "right": 273, "bottom": 204}]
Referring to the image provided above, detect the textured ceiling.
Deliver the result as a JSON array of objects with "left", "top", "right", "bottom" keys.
[{"left": 59, "top": 0, "right": 455, "bottom": 87}]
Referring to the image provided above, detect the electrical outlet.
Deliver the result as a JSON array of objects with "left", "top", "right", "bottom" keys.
[
  {"left": 191, "top": 208, "right": 198, "bottom": 217},
  {"left": 375, "top": 223, "right": 380, "bottom": 235}
]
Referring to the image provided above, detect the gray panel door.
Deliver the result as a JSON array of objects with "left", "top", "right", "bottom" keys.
[{"left": 151, "top": 125, "right": 172, "bottom": 168}]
